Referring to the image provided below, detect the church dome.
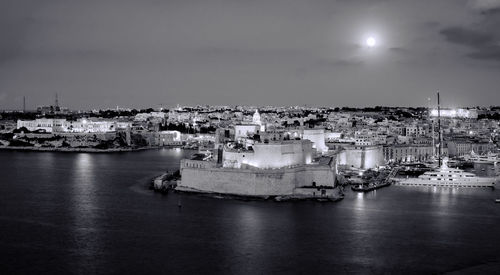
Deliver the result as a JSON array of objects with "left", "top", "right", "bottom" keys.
[{"left": 252, "top": 109, "right": 261, "bottom": 125}]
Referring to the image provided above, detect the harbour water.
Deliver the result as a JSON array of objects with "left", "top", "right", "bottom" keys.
[{"left": 0, "top": 149, "right": 499, "bottom": 274}]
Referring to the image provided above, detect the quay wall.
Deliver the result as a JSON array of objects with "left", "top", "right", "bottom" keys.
[{"left": 179, "top": 159, "right": 336, "bottom": 196}]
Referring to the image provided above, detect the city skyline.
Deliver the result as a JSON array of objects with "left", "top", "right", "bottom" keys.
[
  {"left": 1, "top": 1, "right": 500, "bottom": 274},
  {"left": 1, "top": 0, "right": 500, "bottom": 109}
]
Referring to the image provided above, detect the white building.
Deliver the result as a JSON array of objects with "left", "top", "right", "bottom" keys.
[
  {"left": 178, "top": 139, "right": 338, "bottom": 197},
  {"left": 17, "top": 118, "right": 131, "bottom": 133},
  {"left": 252, "top": 109, "right": 265, "bottom": 132},
  {"left": 302, "top": 128, "right": 328, "bottom": 153},
  {"left": 17, "top": 118, "right": 67, "bottom": 133},
  {"left": 222, "top": 140, "right": 313, "bottom": 169},
  {"left": 337, "top": 145, "right": 385, "bottom": 169},
  {"left": 234, "top": 124, "right": 260, "bottom": 142}
]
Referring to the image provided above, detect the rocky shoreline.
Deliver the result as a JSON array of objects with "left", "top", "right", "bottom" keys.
[
  {"left": 175, "top": 186, "right": 344, "bottom": 202},
  {"left": 151, "top": 173, "right": 345, "bottom": 202}
]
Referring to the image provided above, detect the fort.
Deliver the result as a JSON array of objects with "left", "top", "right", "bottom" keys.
[{"left": 176, "top": 140, "right": 342, "bottom": 200}]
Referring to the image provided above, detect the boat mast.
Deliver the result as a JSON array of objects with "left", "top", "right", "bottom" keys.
[{"left": 437, "top": 91, "right": 441, "bottom": 167}]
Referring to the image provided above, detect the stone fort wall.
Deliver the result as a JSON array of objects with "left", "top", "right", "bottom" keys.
[{"left": 179, "top": 159, "right": 336, "bottom": 196}]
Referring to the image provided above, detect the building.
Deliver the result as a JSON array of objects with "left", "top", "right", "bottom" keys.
[
  {"left": 302, "top": 128, "right": 328, "bottom": 153},
  {"left": 17, "top": 118, "right": 131, "bottom": 133},
  {"left": 222, "top": 140, "right": 313, "bottom": 169},
  {"left": 252, "top": 109, "right": 265, "bottom": 132},
  {"left": 447, "top": 140, "right": 495, "bottom": 157},
  {"left": 337, "top": 145, "right": 384, "bottom": 169},
  {"left": 383, "top": 145, "right": 434, "bottom": 163},
  {"left": 177, "top": 140, "right": 338, "bottom": 197},
  {"left": 17, "top": 118, "right": 67, "bottom": 133},
  {"left": 430, "top": 108, "right": 478, "bottom": 119},
  {"left": 234, "top": 124, "right": 260, "bottom": 142},
  {"left": 158, "top": 130, "right": 182, "bottom": 146}
]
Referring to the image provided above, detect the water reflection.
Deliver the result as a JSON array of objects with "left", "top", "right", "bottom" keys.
[
  {"left": 2, "top": 150, "right": 500, "bottom": 274},
  {"left": 71, "top": 153, "right": 102, "bottom": 273},
  {"left": 233, "top": 206, "right": 263, "bottom": 249},
  {"left": 38, "top": 152, "right": 56, "bottom": 179},
  {"left": 427, "top": 186, "right": 458, "bottom": 206},
  {"left": 157, "top": 147, "right": 186, "bottom": 158},
  {"left": 356, "top": 192, "right": 364, "bottom": 200},
  {"left": 228, "top": 205, "right": 271, "bottom": 273}
]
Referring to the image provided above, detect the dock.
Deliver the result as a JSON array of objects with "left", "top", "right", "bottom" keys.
[{"left": 350, "top": 168, "right": 396, "bottom": 192}]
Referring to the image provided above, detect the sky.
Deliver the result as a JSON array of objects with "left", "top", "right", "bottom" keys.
[{"left": 0, "top": 0, "right": 499, "bottom": 110}]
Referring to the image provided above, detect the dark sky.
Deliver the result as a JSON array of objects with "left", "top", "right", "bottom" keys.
[{"left": 1, "top": 0, "right": 499, "bottom": 109}]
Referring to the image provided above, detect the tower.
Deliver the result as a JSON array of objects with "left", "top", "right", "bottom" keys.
[
  {"left": 126, "top": 125, "right": 132, "bottom": 146},
  {"left": 252, "top": 109, "right": 261, "bottom": 125},
  {"left": 54, "top": 93, "right": 61, "bottom": 112},
  {"left": 252, "top": 109, "right": 265, "bottom": 132},
  {"left": 23, "top": 96, "right": 26, "bottom": 112}
]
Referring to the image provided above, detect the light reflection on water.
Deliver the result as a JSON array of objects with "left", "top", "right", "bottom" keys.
[
  {"left": 71, "top": 153, "right": 101, "bottom": 273},
  {"left": 1, "top": 150, "right": 499, "bottom": 274},
  {"left": 233, "top": 206, "right": 266, "bottom": 270}
]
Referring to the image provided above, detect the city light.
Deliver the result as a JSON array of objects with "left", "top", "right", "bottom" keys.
[{"left": 430, "top": 108, "right": 477, "bottom": 118}]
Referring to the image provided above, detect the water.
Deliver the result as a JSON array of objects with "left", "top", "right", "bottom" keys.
[{"left": 0, "top": 149, "right": 499, "bottom": 274}]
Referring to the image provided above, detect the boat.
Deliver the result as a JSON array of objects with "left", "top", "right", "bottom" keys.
[
  {"left": 392, "top": 91, "right": 497, "bottom": 188},
  {"left": 464, "top": 151, "right": 500, "bottom": 164},
  {"left": 496, "top": 199, "right": 500, "bottom": 203},
  {"left": 392, "top": 159, "right": 496, "bottom": 188},
  {"left": 397, "top": 163, "right": 433, "bottom": 177},
  {"left": 351, "top": 181, "right": 391, "bottom": 192}
]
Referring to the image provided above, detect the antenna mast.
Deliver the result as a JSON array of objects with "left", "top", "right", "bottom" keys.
[{"left": 437, "top": 91, "right": 441, "bottom": 167}]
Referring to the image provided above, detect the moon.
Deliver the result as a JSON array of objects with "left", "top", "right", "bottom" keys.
[{"left": 365, "top": 37, "right": 376, "bottom": 48}]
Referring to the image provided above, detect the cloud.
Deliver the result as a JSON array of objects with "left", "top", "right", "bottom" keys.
[
  {"left": 440, "top": 26, "right": 500, "bottom": 61},
  {"left": 469, "top": 0, "right": 500, "bottom": 12},
  {"left": 440, "top": 27, "right": 494, "bottom": 47},
  {"left": 467, "top": 47, "right": 500, "bottom": 60}
]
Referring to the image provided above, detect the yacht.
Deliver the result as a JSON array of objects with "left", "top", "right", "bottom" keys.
[
  {"left": 464, "top": 151, "right": 499, "bottom": 164},
  {"left": 392, "top": 159, "right": 496, "bottom": 188},
  {"left": 392, "top": 91, "right": 497, "bottom": 188}
]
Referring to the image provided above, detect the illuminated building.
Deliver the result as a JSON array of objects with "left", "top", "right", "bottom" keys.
[
  {"left": 16, "top": 118, "right": 131, "bottom": 133},
  {"left": 158, "top": 130, "right": 182, "bottom": 146},
  {"left": 302, "top": 128, "right": 328, "bottom": 154},
  {"left": 16, "top": 118, "right": 67, "bottom": 133},
  {"left": 337, "top": 145, "right": 384, "bottom": 169},
  {"left": 253, "top": 109, "right": 265, "bottom": 132},
  {"left": 430, "top": 108, "right": 478, "bottom": 119},
  {"left": 447, "top": 140, "right": 495, "bottom": 157},
  {"left": 383, "top": 144, "right": 434, "bottom": 163},
  {"left": 234, "top": 124, "right": 260, "bottom": 142},
  {"left": 222, "top": 140, "right": 313, "bottom": 169},
  {"left": 177, "top": 140, "right": 338, "bottom": 197}
]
